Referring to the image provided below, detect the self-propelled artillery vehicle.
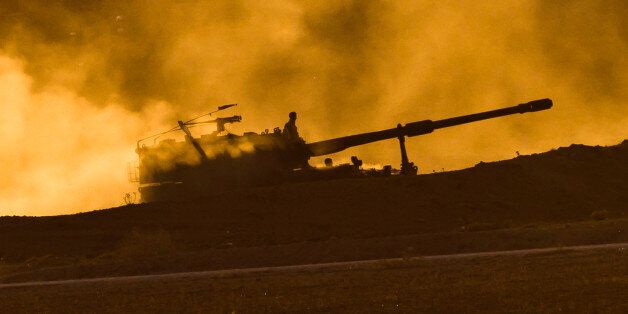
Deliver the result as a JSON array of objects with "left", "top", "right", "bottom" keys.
[{"left": 134, "top": 99, "right": 552, "bottom": 202}]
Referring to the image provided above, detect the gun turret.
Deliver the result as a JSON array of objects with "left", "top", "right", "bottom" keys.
[{"left": 306, "top": 99, "right": 552, "bottom": 157}]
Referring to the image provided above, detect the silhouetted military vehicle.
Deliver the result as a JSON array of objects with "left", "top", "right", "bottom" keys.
[{"left": 135, "top": 99, "right": 552, "bottom": 202}]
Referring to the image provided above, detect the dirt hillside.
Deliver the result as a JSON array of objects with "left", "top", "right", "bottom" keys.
[{"left": 0, "top": 140, "right": 626, "bottom": 275}]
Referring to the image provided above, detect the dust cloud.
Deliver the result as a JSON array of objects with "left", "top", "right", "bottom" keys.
[{"left": 0, "top": 0, "right": 626, "bottom": 215}]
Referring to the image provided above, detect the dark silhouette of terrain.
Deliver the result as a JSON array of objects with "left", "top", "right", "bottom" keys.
[{"left": 0, "top": 140, "right": 626, "bottom": 282}]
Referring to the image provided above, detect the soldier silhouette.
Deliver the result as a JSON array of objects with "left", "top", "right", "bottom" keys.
[{"left": 283, "top": 111, "right": 301, "bottom": 142}]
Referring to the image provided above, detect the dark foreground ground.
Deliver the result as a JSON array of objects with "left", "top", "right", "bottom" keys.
[
  {"left": 2, "top": 247, "right": 626, "bottom": 313},
  {"left": 0, "top": 141, "right": 626, "bottom": 311}
]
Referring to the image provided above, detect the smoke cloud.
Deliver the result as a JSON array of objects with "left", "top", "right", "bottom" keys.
[{"left": 1, "top": 0, "right": 626, "bottom": 215}]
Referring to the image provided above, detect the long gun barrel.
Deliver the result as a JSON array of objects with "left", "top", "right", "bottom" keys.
[{"left": 306, "top": 98, "right": 552, "bottom": 157}]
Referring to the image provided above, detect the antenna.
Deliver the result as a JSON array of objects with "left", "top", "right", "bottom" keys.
[
  {"left": 136, "top": 103, "right": 238, "bottom": 147},
  {"left": 185, "top": 103, "right": 237, "bottom": 124}
]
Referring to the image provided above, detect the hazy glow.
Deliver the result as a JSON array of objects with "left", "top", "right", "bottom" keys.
[{"left": 0, "top": 1, "right": 626, "bottom": 215}]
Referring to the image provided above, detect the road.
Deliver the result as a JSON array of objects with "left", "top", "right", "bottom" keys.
[{"left": 1, "top": 242, "right": 626, "bottom": 289}]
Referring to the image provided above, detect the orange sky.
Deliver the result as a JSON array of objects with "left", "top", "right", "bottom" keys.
[{"left": 0, "top": 1, "right": 626, "bottom": 215}]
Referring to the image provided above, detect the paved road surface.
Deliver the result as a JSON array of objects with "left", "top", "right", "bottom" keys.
[{"left": 2, "top": 242, "right": 626, "bottom": 289}]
